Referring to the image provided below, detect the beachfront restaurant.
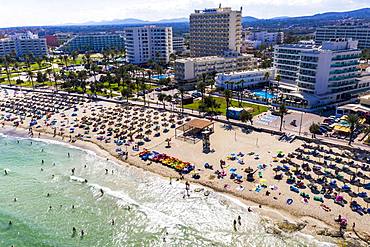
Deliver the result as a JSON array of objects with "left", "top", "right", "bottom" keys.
[{"left": 175, "top": 118, "right": 214, "bottom": 143}]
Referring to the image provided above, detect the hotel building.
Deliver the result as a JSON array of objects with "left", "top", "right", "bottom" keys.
[
  {"left": 172, "top": 36, "right": 186, "bottom": 54},
  {"left": 190, "top": 6, "right": 242, "bottom": 57},
  {"left": 124, "top": 26, "right": 173, "bottom": 64},
  {"left": 315, "top": 25, "right": 370, "bottom": 49},
  {"left": 59, "top": 33, "right": 125, "bottom": 53},
  {"left": 175, "top": 52, "right": 256, "bottom": 88},
  {"left": 215, "top": 68, "right": 275, "bottom": 90},
  {"left": 0, "top": 32, "right": 47, "bottom": 58},
  {"left": 273, "top": 38, "right": 369, "bottom": 109}
]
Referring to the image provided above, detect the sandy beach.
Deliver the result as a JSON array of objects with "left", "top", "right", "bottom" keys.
[{"left": 1, "top": 89, "right": 369, "bottom": 246}]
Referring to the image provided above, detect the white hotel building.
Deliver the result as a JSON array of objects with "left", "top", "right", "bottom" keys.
[
  {"left": 175, "top": 52, "right": 256, "bottom": 87},
  {"left": 215, "top": 68, "right": 275, "bottom": 90},
  {"left": 273, "top": 39, "right": 369, "bottom": 109},
  {"left": 124, "top": 26, "right": 173, "bottom": 64},
  {"left": 190, "top": 7, "right": 242, "bottom": 57},
  {"left": 0, "top": 32, "right": 47, "bottom": 58}
]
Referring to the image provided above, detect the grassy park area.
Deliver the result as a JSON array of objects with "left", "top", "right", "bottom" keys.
[{"left": 184, "top": 96, "right": 268, "bottom": 116}]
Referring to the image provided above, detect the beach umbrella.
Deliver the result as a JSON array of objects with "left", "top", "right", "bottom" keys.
[{"left": 363, "top": 197, "right": 370, "bottom": 208}]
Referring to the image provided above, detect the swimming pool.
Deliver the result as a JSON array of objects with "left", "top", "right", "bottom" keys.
[
  {"left": 252, "top": 90, "right": 277, "bottom": 99},
  {"left": 151, "top": 74, "right": 174, "bottom": 80}
]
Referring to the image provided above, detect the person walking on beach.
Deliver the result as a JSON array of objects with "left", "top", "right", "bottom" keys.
[
  {"left": 71, "top": 168, "right": 75, "bottom": 175},
  {"left": 238, "top": 215, "right": 241, "bottom": 226},
  {"left": 233, "top": 219, "right": 237, "bottom": 231},
  {"left": 105, "top": 169, "right": 108, "bottom": 175},
  {"left": 185, "top": 181, "right": 190, "bottom": 197}
]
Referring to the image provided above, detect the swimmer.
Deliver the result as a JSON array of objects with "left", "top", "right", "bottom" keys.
[
  {"left": 41, "top": 160, "right": 44, "bottom": 165},
  {"left": 100, "top": 189, "right": 104, "bottom": 196},
  {"left": 105, "top": 169, "right": 108, "bottom": 175},
  {"left": 71, "top": 168, "right": 75, "bottom": 175},
  {"left": 72, "top": 205, "right": 75, "bottom": 209},
  {"left": 84, "top": 179, "right": 88, "bottom": 183},
  {"left": 14, "top": 198, "right": 17, "bottom": 202},
  {"left": 67, "top": 153, "right": 70, "bottom": 158},
  {"left": 41, "top": 168, "right": 44, "bottom": 172},
  {"left": 80, "top": 230, "right": 85, "bottom": 238},
  {"left": 111, "top": 219, "right": 115, "bottom": 225},
  {"left": 9, "top": 221, "right": 12, "bottom": 226},
  {"left": 49, "top": 205, "right": 52, "bottom": 210},
  {"left": 47, "top": 193, "right": 50, "bottom": 197},
  {"left": 51, "top": 175, "right": 55, "bottom": 179},
  {"left": 72, "top": 227, "right": 77, "bottom": 237},
  {"left": 4, "top": 169, "right": 8, "bottom": 175},
  {"left": 41, "top": 149, "right": 44, "bottom": 152},
  {"left": 248, "top": 207, "right": 252, "bottom": 212}
]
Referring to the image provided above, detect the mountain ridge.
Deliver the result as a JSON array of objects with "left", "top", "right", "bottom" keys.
[{"left": 60, "top": 7, "right": 370, "bottom": 26}]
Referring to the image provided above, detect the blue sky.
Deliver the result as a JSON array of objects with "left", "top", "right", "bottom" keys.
[{"left": 0, "top": 0, "right": 369, "bottom": 27}]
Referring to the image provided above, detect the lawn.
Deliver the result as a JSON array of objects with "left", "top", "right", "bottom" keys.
[{"left": 184, "top": 96, "right": 268, "bottom": 116}]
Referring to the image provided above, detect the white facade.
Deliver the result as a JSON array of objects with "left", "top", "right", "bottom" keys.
[
  {"left": 273, "top": 39, "right": 368, "bottom": 108},
  {"left": 190, "top": 7, "right": 242, "bottom": 57},
  {"left": 244, "top": 31, "right": 284, "bottom": 48},
  {"left": 315, "top": 25, "right": 370, "bottom": 49},
  {"left": 215, "top": 68, "right": 275, "bottom": 89},
  {"left": 0, "top": 32, "right": 47, "bottom": 58},
  {"left": 175, "top": 53, "right": 256, "bottom": 82},
  {"left": 59, "top": 33, "right": 125, "bottom": 53},
  {"left": 172, "top": 36, "right": 185, "bottom": 54},
  {"left": 124, "top": 26, "right": 173, "bottom": 64}
]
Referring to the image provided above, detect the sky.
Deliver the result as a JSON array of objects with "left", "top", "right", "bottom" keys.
[{"left": 0, "top": 0, "right": 369, "bottom": 28}]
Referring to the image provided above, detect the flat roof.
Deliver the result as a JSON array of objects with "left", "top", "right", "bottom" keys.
[{"left": 185, "top": 118, "right": 213, "bottom": 129}]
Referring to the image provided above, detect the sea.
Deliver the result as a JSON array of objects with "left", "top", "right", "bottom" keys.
[{"left": 0, "top": 133, "right": 335, "bottom": 247}]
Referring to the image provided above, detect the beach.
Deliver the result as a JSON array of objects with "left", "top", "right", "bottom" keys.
[{"left": 1, "top": 89, "right": 369, "bottom": 246}]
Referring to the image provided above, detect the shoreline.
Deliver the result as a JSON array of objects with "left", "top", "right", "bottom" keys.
[{"left": 1, "top": 124, "right": 367, "bottom": 246}]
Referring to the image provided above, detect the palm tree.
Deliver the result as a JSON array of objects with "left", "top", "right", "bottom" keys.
[
  {"left": 196, "top": 80, "right": 206, "bottom": 102},
  {"left": 223, "top": 89, "right": 232, "bottom": 120},
  {"left": 27, "top": 70, "right": 34, "bottom": 88},
  {"left": 35, "top": 57, "right": 43, "bottom": 70},
  {"left": 1, "top": 55, "right": 13, "bottom": 85},
  {"left": 278, "top": 104, "right": 288, "bottom": 131},
  {"left": 140, "top": 82, "right": 148, "bottom": 106},
  {"left": 345, "top": 114, "right": 360, "bottom": 145},
  {"left": 165, "top": 95, "right": 173, "bottom": 110},
  {"left": 71, "top": 51, "right": 78, "bottom": 65},
  {"left": 240, "top": 110, "right": 253, "bottom": 125},
  {"left": 309, "top": 122, "right": 321, "bottom": 138},
  {"left": 121, "top": 87, "right": 131, "bottom": 103},
  {"left": 178, "top": 87, "right": 185, "bottom": 114},
  {"left": 209, "top": 71, "right": 217, "bottom": 90},
  {"left": 46, "top": 68, "right": 53, "bottom": 82},
  {"left": 158, "top": 93, "right": 167, "bottom": 109}
]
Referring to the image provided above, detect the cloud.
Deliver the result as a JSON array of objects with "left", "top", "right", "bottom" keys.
[{"left": 0, "top": 0, "right": 368, "bottom": 27}]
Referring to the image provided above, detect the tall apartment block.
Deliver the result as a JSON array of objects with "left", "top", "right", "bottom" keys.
[
  {"left": 124, "top": 26, "right": 173, "bottom": 64},
  {"left": 273, "top": 39, "right": 368, "bottom": 108},
  {"left": 190, "top": 6, "right": 242, "bottom": 57},
  {"left": 315, "top": 25, "right": 370, "bottom": 49},
  {"left": 59, "top": 33, "right": 125, "bottom": 53},
  {"left": 0, "top": 32, "right": 47, "bottom": 58}
]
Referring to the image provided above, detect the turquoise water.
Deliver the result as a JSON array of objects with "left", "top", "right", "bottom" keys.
[
  {"left": 0, "top": 133, "right": 333, "bottom": 247},
  {"left": 253, "top": 90, "right": 277, "bottom": 99},
  {"left": 151, "top": 74, "right": 173, "bottom": 80}
]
